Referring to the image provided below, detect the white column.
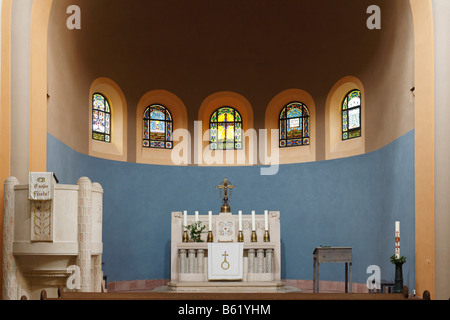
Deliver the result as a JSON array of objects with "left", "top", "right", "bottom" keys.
[
  {"left": 10, "top": 0, "right": 33, "bottom": 183},
  {"left": 266, "top": 249, "right": 273, "bottom": 274},
  {"left": 77, "top": 177, "right": 92, "bottom": 292},
  {"left": 257, "top": 249, "right": 264, "bottom": 273},
  {"left": 433, "top": 0, "right": 450, "bottom": 300},
  {"left": 179, "top": 250, "right": 187, "bottom": 274},
  {"left": 188, "top": 249, "right": 196, "bottom": 274},
  {"left": 248, "top": 249, "right": 255, "bottom": 274},
  {"left": 197, "top": 249, "right": 204, "bottom": 274},
  {"left": 2, "top": 177, "right": 19, "bottom": 300},
  {"left": 93, "top": 255, "right": 103, "bottom": 293}
]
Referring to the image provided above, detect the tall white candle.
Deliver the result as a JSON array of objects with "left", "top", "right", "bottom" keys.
[
  {"left": 395, "top": 221, "right": 400, "bottom": 258},
  {"left": 238, "top": 210, "right": 242, "bottom": 231},
  {"left": 252, "top": 211, "right": 256, "bottom": 231},
  {"left": 264, "top": 210, "right": 269, "bottom": 231},
  {"left": 183, "top": 210, "right": 187, "bottom": 227},
  {"left": 208, "top": 211, "right": 212, "bottom": 231},
  {"left": 195, "top": 211, "right": 199, "bottom": 222}
]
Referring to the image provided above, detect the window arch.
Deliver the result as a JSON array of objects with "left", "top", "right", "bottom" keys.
[
  {"left": 209, "top": 106, "right": 243, "bottom": 150},
  {"left": 279, "top": 102, "right": 310, "bottom": 148},
  {"left": 325, "top": 76, "right": 364, "bottom": 160},
  {"left": 143, "top": 104, "right": 173, "bottom": 149},
  {"left": 342, "top": 89, "right": 361, "bottom": 140},
  {"left": 92, "top": 93, "right": 112, "bottom": 143}
]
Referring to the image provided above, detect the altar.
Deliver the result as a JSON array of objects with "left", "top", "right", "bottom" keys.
[
  {"left": 168, "top": 211, "right": 285, "bottom": 292},
  {"left": 168, "top": 178, "right": 285, "bottom": 292}
]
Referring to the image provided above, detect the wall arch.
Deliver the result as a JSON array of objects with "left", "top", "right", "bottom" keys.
[
  {"left": 89, "top": 77, "right": 128, "bottom": 162},
  {"left": 325, "top": 76, "right": 365, "bottom": 160},
  {"left": 136, "top": 89, "right": 188, "bottom": 165},
  {"left": 197, "top": 91, "right": 254, "bottom": 166},
  {"left": 265, "top": 89, "right": 316, "bottom": 164}
]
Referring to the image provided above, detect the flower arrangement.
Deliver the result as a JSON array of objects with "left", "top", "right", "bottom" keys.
[
  {"left": 390, "top": 255, "right": 406, "bottom": 264},
  {"left": 185, "top": 221, "right": 206, "bottom": 242}
]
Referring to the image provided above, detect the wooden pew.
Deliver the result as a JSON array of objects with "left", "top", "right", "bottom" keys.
[{"left": 40, "top": 285, "right": 421, "bottom": 300}]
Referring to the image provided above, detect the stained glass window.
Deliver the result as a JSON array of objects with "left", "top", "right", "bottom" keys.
[
  {"left": 209, "top": 107, "right": 243, "bottom": 150},
  {"left": 143, "top": 104, "right": 173, "bottom": 149},
  {"left": 279, "top": 102, "right": 310, "bottom": 148},
  {"left": 342, "top": 90, "right": 361, "bottom": 140},
  {"left": 92, "top": 93, "right": 111, "bottom": 143}
]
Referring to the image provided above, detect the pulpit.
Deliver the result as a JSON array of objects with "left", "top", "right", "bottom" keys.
[
  {"left": 168, "top": 211, "right": 285, "bottom": 292},
  {"left": 2, "top": 174, "right": 104, "bottom": 300}
]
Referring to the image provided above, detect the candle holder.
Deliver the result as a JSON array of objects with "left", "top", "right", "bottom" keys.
[
  {"left": 237, "top": 230, "right": 244, "bottom": 242},
  {"left": 251, "top": 230, "right": 257, "bottom": 242},
  {"left": 264, "top": 230, "right": 270, "bottom": 242},
  {"left": 183, "top": 230, "right": 189, "bottom": 243},
  {"left": 390, "top": 255, "right": 406, "bottom": 293},
  {"left": 393, "top": 262, "right": 404, "bottom": 293},
  {"left": 207, "top": 231, "right": 214, "bottom": 243}
]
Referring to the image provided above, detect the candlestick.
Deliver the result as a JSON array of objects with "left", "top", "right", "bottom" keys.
[
  {"left": 252, "top": 211, "right": 256, "bottom": 231},
  {"left": 183, "top": 230, "right": 189, "bottom": 242},
  {"left": 207, "top": 231, "right": 214, "bottom": 242},
  {"left": 264, "top": 230, "right": 270, "bottom": 242},
  {"left": 238, "top": 210, "right": 242, "bottom": 231},
  {"left": 183, "top": 210, "right": 187, "bottom": 227},
  {"left": 208, "top": 211, "right": 212, "bottom": 231},
  {"left": 195, "top": 211, "right": 199, "bottom": 223},
  {"left": 395, "top": 221, "right": 400, "bottom": 258},
  {"left": 264, "top": 210, "right": 269, "bottom": 231},
  {"left": 237, "top": 230, "right": 244, "bottom": 242}
]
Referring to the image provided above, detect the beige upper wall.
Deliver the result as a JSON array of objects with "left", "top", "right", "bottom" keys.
[{"left": 47, "top": 0, "right": 415, "bottom": 163}]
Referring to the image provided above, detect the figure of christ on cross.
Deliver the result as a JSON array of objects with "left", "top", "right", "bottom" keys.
[{"left": 216, "top": 177, "right": 235, "bottom": 213}]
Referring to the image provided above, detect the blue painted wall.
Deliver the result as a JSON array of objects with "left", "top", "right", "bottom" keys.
[{"left": 47, "top": 131, "right": 415, "bottom": 287}]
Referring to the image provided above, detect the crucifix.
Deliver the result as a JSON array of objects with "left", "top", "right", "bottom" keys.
[{"left": 216, "top": 177, "right": 235, "bottom": 213}]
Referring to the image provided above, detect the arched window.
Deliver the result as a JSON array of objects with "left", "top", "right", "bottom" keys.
[
  {"left": 209, "top": 107, "right": 243, "bottom": 150},
  {"left": 143, "top": 104, "right": 173, "bottom": 149},
  {"left": 279, "top": 102, "right": 310, "bottom": 148},
  {"left": 92, "top": 93, "right": 111, "bottom": 143},
  {"left": 342, "top": 89, "right": 361, "bottom": 140}
]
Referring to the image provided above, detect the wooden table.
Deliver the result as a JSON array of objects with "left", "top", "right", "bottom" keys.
[{"left": 313, "top": 247, "right": 352, "bottom": 293}]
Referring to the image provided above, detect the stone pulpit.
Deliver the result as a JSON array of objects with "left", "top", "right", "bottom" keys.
[
  {"left": 2, "top": 174, "right": 104, "bottom": 300},
  {"left": 168, "top": 210, "right": 285, "bottom": 292}
]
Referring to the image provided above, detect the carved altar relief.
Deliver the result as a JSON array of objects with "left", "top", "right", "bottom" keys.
[{"left": 215, "top": 212, "right": 235, "bottom": 242}]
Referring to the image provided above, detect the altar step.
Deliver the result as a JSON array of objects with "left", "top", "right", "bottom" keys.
[
  {"left": 167, "top": 281, "right": 295, "bottom": 293},
  {"left": 107, "top": 279, "right": 371, "bottom": 293}
]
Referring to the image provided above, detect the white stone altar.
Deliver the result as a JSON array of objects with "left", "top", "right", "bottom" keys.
[
  {"left": 2, "top": 174, "right": 104, "bottom": 300},
  {"left": 168, "top": 211, "right": 285, "bottom": 292}
]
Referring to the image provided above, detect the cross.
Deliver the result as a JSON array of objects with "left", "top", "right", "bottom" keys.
[
  {"left": 221, "top": 251, "right": 230, "bottom": 270},
  {"left": 216, "top": 177, "right": 235, "bottom": 199},
  {"left": 222, "top": 251, "right": 229, "bottom": 259},
  {"left": 216, "top": 178, "right": 235, "bottom": 213}
]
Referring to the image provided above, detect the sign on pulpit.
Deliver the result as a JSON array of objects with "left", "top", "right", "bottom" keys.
[{"left": 208, "top": 243, "right": 244, "bottom": 280}]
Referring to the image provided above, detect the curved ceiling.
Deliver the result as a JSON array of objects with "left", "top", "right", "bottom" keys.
[{"left": 47, "top": 0, "right": 414, "bottom": 155}]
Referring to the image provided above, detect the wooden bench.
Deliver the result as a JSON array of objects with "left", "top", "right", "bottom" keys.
[{"left": 39, "top": 285, "right": 426, "bottom": 300}]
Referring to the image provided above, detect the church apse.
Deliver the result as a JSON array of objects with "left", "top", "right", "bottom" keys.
[
  {"left": 43, "top": 0, "right": 416, "bottom": 293},
  {"left": 46, "top": 129, "right": 415, "bottom": 292}
]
